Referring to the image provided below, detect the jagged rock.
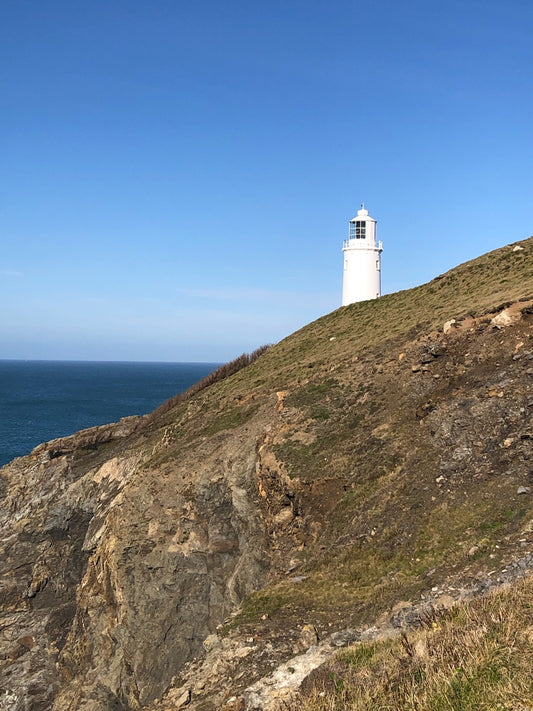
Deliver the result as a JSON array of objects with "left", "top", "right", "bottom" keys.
[
  {"left": 244, "top": 642, "right": 334, "bottom": 710},
  {"left": 299, "top": 624, "right": 319, "bottom": 649},
  {"left": 329, "top": 629, "right": 359, "bottom": 647},
  {"left": 170, "top": 689, "right": 191, "bottom": 708},
  {"left": 443, "top": 319, "right": 457, "bottom": 334},
  {"left": 203, "top": 634, "right": 221, "bottom": 652},
  {"left": 273, "top": 507, "right": 293, "bottom": 526},
  {"left": 491, "top": 307, "right": 522, "bottom": 328}
]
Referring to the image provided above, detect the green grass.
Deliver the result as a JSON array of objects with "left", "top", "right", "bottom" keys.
[
  {"left": 293, "top": 574, "right": 533, "bottom": 711},
  {"left": 203, "top": 402, "right": 260, "bottom": 436},
  {"left": 285, "top": 379, "right": 341, "bottom": 408}
]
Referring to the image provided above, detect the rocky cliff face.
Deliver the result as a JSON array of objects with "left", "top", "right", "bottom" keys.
[
  {"left": 1, "top": 238, "right": 532, "bottom": 710},
  {"left": 1, "top": 409, "right": 275, "bottom": 709}
]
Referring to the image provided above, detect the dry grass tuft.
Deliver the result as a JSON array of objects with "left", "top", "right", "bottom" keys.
[
  {"left": 294, "top": 575, "right": 533, "bottom": 710},
  {"left": 144, "top": 344, "right": 270, "bottom": 422}
]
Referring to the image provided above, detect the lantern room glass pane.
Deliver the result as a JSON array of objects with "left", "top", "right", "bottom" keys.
[{"left": 355, "top": 221, "right": 366, "bottom": 239}]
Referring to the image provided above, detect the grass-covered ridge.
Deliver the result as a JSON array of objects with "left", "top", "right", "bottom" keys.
[
  {"left": 214, "top": 238, "right": 533, "bottom": 634},
  {"left": 143, "top": 237, "right": 533, "bottom": 629},
  {"left": 146, "top": 237, "right": 533, "bottom": 419},
  {"left": 140, "top": 235, "right": 533, "bottom": 708},
  {"left": 266, "top": 236, "right": 533, "bottom": 380}
]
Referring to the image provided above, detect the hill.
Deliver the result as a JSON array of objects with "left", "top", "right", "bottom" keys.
[{"left": 1, "top": 236, "right": 532, "bottom": 710}]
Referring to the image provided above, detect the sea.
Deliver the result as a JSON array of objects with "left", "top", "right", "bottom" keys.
[{"left": 0, "top": 360, "right": 220, "bottom": 468}]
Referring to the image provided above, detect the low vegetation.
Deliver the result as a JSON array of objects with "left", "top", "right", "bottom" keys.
[
  {"left": 145, "top": 344, "right": 270, "bottom": 421},
  {"left": 294, "top": 574, "right": 533, "bottom": 710}
]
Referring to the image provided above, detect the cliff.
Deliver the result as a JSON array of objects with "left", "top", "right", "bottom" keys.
[{"left": 1, "top": 237, "right": 532, "bottom": 710}]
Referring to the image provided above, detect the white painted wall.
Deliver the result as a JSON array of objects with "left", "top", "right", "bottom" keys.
[{"left": 342, "top": 206, "right": 383, "bottom": 306}]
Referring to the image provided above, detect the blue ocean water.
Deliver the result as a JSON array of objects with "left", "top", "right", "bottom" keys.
[{"left": 0, "top": 360, "right": 219, "bottom": 468}]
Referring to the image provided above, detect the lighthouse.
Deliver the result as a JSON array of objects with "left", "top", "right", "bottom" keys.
[{"left": 342, "top": 205, "right": 383, "bottom": 306}]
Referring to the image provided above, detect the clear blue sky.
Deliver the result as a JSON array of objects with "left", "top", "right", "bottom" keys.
[{"left": 2, "top": 0, "right": 532, "bottom": 362}]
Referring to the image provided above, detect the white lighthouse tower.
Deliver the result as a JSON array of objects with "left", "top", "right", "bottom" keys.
[{"left": 342, "top": 204, "right": 383, "bottom": 306}]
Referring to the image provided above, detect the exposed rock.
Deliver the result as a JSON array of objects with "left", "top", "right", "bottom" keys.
[
  {"left": 173, "top": 689, "right": 191, "bottom": 708},
  {"left": 443, "top": 319, "right": 457, "bottom": 334},
  {"left": 203, "top": 634, "right": 221, "bottom": 653},
  {"left": 491, "top": 307, "right": 522, "bottom": 328},
  {"left": 273, "top": 507, "right": 294, "bottom": 526},
  {"left": 299, "top": 624, "right": 319, "bottom": 650},
  {"left": 0, "top": 415, "right": 270, "bottom": 710},
  {"left": 244, "top": 641, "right": 334, "bottom": 710}
]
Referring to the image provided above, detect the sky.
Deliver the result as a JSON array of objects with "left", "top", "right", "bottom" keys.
[{"left": 1, "top": 0, "right": 532, "bottom": 362}]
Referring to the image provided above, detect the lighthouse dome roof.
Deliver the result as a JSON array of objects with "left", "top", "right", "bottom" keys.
[{"left": 350, "top": 205, "right": 376, "bottom": 222}]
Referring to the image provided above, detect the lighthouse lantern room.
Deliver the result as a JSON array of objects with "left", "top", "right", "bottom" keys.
[{"left": 342, "top": 204, "right": 383, "bottom": 306}]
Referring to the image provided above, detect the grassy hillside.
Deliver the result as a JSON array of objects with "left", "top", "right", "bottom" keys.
[
  {"left": 208, "top": 238, "right": 533, "bottom": 627},
  {"left": 227, "top": 235, "right": 533, "bottom": 393},
  {"left": 141, "top": 237, "right": 533, "bottom": 631},
  {"left": 140, "top": 235, "right": 533, "bottom": 708},
  {"left": 295, "top": 573, "right": 533, "bottom": 710}
]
